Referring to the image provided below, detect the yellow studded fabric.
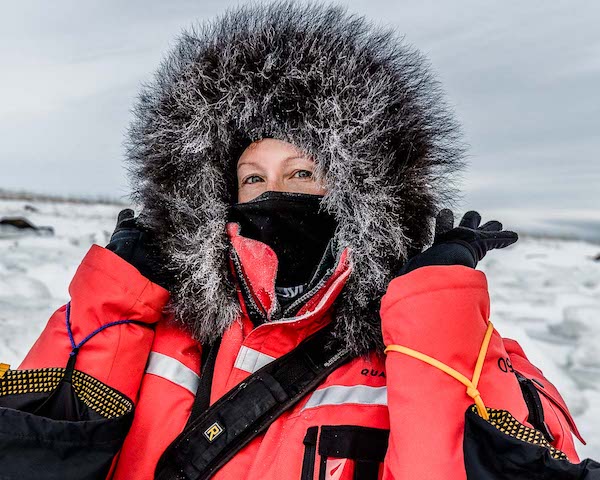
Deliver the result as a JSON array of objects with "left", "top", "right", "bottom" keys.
[
  {"left": 472, "top": 405, "right": 568, "bottom": 460},
  {"left": 0, "top": 367, "right": 133, "bottom": 419}
]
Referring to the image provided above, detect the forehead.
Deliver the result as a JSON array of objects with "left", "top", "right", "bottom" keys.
[{"left": 237, "top": 138, "right": 311, "bottom": 167}]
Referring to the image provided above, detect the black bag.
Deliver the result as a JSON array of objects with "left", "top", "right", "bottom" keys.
[
  {"left": 0, "top": 302, "right": 139, "bottom": 480},
  {"left": 464, "top": 405, "right": 600, "bottom": 479}
]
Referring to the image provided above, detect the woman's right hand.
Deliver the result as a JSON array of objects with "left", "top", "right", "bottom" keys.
[
  {"left": 105, "top": 209, "right": 171, "bottom": 289},
  {"left": 396, "top": 209, "right": 518, "bottom": 276}
]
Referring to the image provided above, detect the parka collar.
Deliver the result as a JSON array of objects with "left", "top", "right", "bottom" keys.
[{"left": 226, "top": 223, "right": 351, "bottom": 326}]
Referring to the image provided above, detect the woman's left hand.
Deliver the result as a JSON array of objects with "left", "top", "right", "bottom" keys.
[{"left": 397, "top": 209, "right": 518, "bottom": 276}]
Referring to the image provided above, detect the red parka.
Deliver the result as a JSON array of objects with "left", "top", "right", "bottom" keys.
[{"left": 20, "top": 224, "right": 583, "bottom": 479}]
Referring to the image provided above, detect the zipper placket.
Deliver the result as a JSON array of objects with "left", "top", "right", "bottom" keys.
[{"left": 230, "top": 249, "right": 268, "bottom": 324}]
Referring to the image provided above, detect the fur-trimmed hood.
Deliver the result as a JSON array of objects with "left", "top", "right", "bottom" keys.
[{"left": 125, "top": 1, "right": 465, "bottom": 355}]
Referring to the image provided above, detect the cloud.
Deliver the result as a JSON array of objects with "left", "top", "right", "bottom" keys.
[{"left": 1, "top": 0, "right": 598, "bottom": 220}]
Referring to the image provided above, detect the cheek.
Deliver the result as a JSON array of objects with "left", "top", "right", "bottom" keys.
[
  {"left": 238, "top": 185, "right": 265, "bottom": 203},
  {"left": 237, "top": 188, "right": 251, "bottom": 203}
]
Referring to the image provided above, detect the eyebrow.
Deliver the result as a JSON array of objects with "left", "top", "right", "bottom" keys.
[
  {"left": 283, "top": 155, "right": 311, "bottom": 162},
  {"left": 236, "top": 160, "right": 263, "bottom": 169},
  {"left": 237, "top": 155, "right": 313, "bottom": 169}
]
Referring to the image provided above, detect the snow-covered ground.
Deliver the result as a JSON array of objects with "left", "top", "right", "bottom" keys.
[
  {"left": 0, "top": 199, "right": 121, "bottom": 363},
  {"left": 1, "top": 198, "right": 599, "bottom": 459}
]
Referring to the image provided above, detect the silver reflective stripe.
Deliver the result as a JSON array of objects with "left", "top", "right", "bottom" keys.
[
  {"left": 233, "top": 346, "right": 276, "bottom": 373},
  {"left": 145, "top": 351, "right": 200, "bottom": 395},
  {"left": 302, "top": 385, "right": 388, "bottom": 410}
]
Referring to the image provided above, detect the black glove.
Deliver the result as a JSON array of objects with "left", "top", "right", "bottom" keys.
[
  {"left": 397, "top": 209, "right": 518, "bottom": 276},
  {"left": 105, "top": 209, "right": 171, "bottom": 289}
]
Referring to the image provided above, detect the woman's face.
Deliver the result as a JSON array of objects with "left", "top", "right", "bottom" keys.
[{"left": 236, "top": 138, "right": 327, "bottom": 203}]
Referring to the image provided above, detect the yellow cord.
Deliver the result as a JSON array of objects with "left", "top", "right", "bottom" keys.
[{"left": 384, "top": 322, "right": 494, "bottom": 420}]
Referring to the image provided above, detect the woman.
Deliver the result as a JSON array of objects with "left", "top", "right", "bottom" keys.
[{"left": 20, "top": 2, "right": 583, "bottom": 479}]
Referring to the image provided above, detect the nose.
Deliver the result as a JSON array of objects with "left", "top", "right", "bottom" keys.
[{"left": 265, "top": 179, "right": 286, "bottom": 192}]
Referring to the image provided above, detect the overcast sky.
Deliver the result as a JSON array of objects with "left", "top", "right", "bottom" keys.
[{"left": 1, "top": 1, "right": 598, "bottom": 226}]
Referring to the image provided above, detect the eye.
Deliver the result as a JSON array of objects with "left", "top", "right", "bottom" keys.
[
  {"left": 292, "top": 170, "right": 313, "bottom": 179},
  {"left": 243, "top": 175, "right": 264, "bottom": 185}
]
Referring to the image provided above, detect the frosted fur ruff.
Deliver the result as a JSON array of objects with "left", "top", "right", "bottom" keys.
[{"left": 125, "top": 1, "right": 465, "bottom": 355}]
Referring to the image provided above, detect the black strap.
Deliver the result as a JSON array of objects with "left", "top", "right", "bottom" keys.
[
  {"left": 155, "top": 325, "right": 352, "bottom": 480},
  {"left": 187, "top": 338, "right": 222, "bottom": 425}
]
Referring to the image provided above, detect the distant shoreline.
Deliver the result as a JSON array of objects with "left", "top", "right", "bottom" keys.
[
  {"left": 517, "top": 230, "right": 600, "bottom": 246},
  {"left": 0, "top": 189, "right": 128, "bottom": 206},
  {"left": 1, "top": 193, "right": 598, "bottom": 245}
]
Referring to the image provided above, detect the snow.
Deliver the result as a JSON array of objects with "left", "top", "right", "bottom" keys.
[
  {"left": 0, "top": 200, "right": 121, "bottom": 363},
  {"left": 1, "top": 198, "right": 599, "bottom": 459}
]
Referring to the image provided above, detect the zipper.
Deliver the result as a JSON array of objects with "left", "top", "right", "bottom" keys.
[
  {"left": 282, "top": 265, "right": 337, "bottom": 318},
  {"left": 301, "top": 426, "right": 319, "bottom": 480},
  {"left": 516, "top": 372, "right": 555, "bottom": 442},
  {"left": 283, "top": 239, "right": 340, "bottom": 318},
  {"left": 230, "top": 249, "right": 268, "bottom": 325}
]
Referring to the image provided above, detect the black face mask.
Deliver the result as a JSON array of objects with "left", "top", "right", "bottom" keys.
[{"left": 228, "top": 191, "right": 337, "bottom": 288}]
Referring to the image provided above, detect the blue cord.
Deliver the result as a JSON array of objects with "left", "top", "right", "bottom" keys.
[{"left": 65, "top": 301, "right": 138, "bottom": 356}]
